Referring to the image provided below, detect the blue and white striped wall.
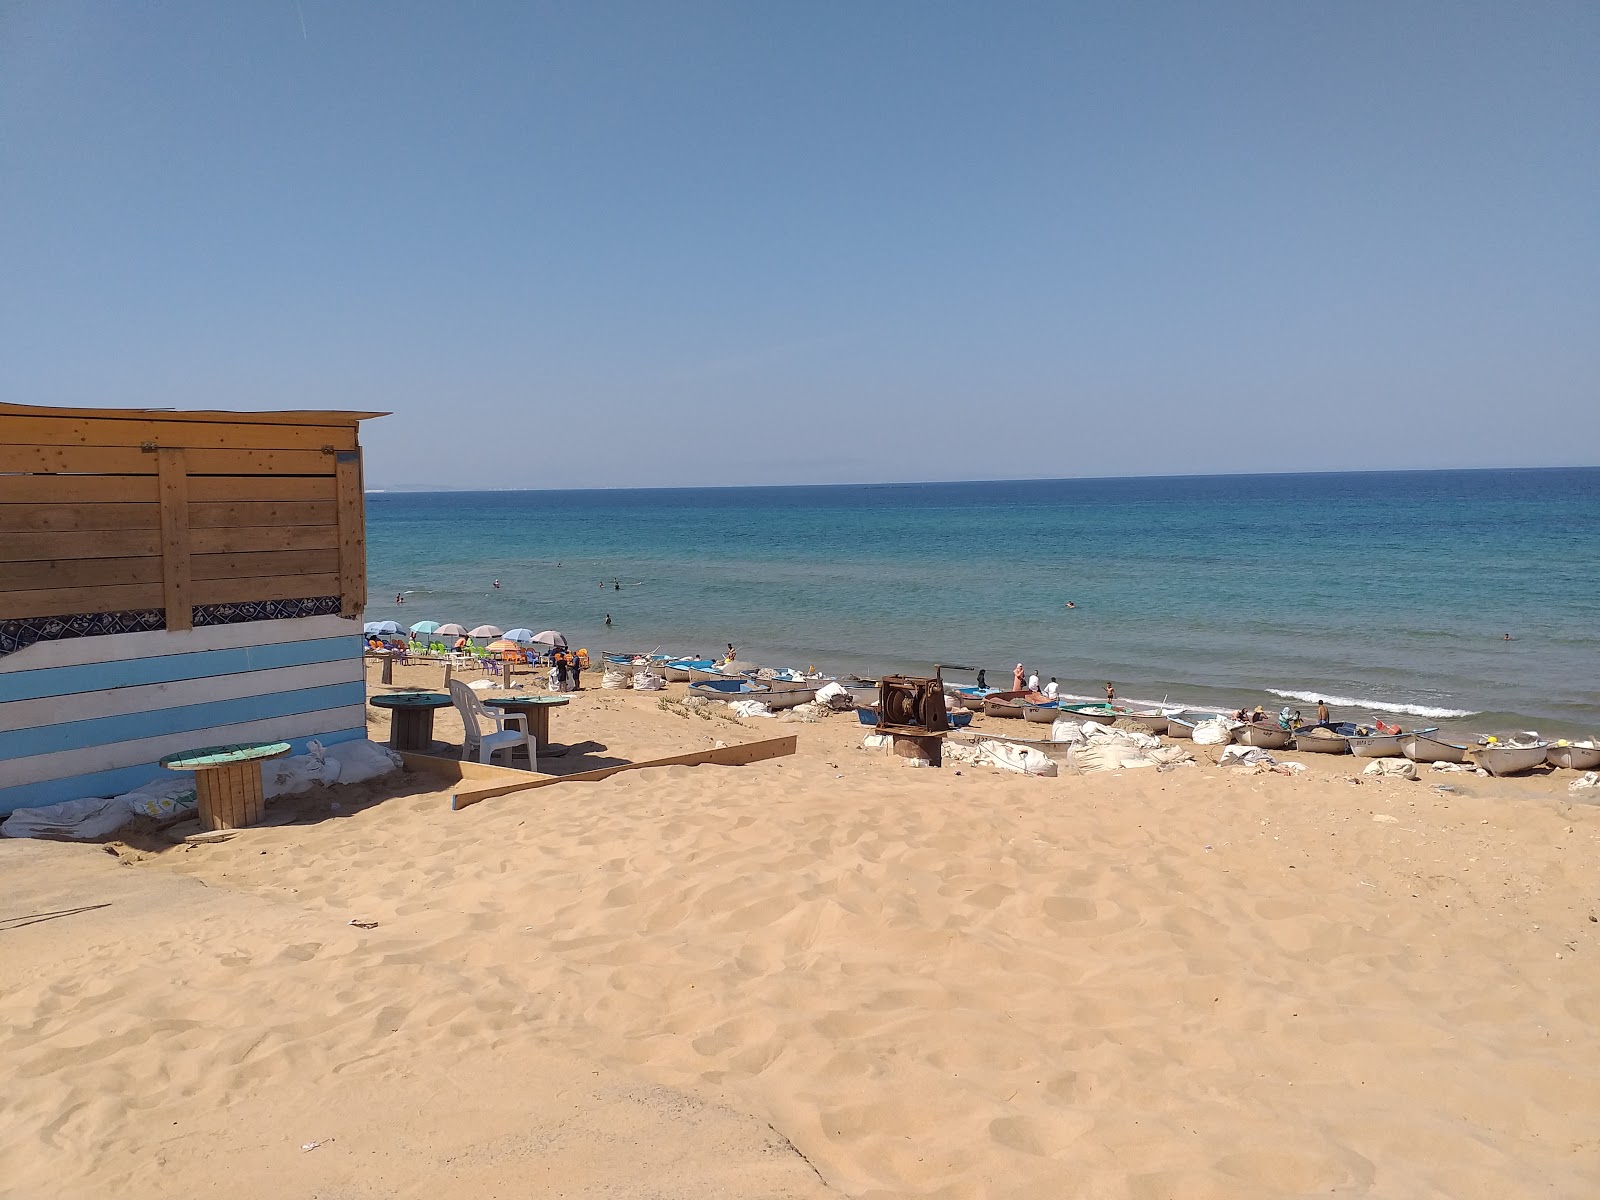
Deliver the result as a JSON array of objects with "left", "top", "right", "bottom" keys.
[{"left": 0, "top": 615, "right": 369, "bottom": 814}]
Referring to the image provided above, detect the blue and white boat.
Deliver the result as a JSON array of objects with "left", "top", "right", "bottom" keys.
[
  {"left": 661, "top": 658, "right": 713, "bottom": 682},
  {"left": 688, "top": 679, "right": 772, "bottom": 702}
]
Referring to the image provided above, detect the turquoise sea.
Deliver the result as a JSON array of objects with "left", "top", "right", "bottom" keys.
[{"left": 366, "top": 469, "right": 1600, "bottom": 737}]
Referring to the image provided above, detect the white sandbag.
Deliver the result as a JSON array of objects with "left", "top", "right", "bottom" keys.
[
  {"left": 682, "top": 695, "right": 712, "bottom": 710},
  {"left": 123, "top": 775, "right": 199, "bottom": 819},
  {"left": 1085, "top": 724, "right": 1161, "bottom": 750},
  {"left": 2, "top": 794, "right": 132, "bottom": 840},
  {"left": 1049, "top": 719, "right": 1088, "bottom": 743},
  {"left": 324, "top": 739, "right": 402, "bottom": 785},
  {"left": 1219, "top": 745, "right": 1277, "bottom": 766},
  {"left": 1192, "top": 718, "right": 1234, "bottom": 745},
  {"left": 601, "top": 669, "right": 631, "bottom": 689},
  {"left": 862, "top": 733, "right": 893, "bottom": 751},
  {"left": 1362, "top": 759, "right": 1418, "bottom": 780},
  {"left": 468, "top": 678, "right": 495, "bottom": 691},
  {"left": 632, "top": 671, "right": 665, "bottom": 691},
  {"left": 942, "top": 741, "right": 983, "bottom": 763},
  {"left": 787, "top": 701, "right": 829, "bottom": 720},
  {"left": 781, "top": 705, "right": 822, "bottom": 723},
  {"left": 975, "top": 740, "right": 1058, "bottom": 776},
  {"left": 729, "top": 699, "right": 775, "bottom": 718},
  {"left": 1430, "top": 761, "right": 1474, "bottom": 773},
  {"left": 814, "top": 682, "right": 855, "bottom": 710},
  {"left": 1069, "top": 741, "right": 1162, "bottom": 772},
  {"left": 1570, "top": 771, "right": 1600, "bottom": 792}
]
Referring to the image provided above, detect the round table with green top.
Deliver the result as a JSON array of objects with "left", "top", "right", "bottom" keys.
[
  {"left": 483, "top": 694, "right": 571, "bottom": 757},
  {"left": 161, "top": 741, "right": 292, "bottom": 832},
  {"left": 369, "top": 692, "right": 454, "bottom": 753}
]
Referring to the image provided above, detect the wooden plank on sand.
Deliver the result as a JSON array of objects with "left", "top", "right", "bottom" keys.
[{"left": 438, "top": 735, "right": 800, "bottom": 811}]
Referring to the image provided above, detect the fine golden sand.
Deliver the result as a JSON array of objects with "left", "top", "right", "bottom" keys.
[{"left": 3, "top": 660, "right": 1598, "bottom": 1199}]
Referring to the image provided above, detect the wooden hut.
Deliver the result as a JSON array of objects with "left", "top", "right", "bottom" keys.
[{"left": 0, "top": 403, "right": 385, "bottom": 814}]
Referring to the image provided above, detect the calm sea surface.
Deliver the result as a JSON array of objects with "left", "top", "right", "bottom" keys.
[{"left": 365, "top": 469, "right": 1600, "bottom": 736}]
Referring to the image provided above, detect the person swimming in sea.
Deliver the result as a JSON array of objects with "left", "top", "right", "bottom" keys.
[
  {"left": 1064, "top": 601, "right": 1076, "bottom": 609},
  {"left": 604, "top": 613, "right": 612, "bottom": 626},
  {"left": 493, "top": 579, "right": 501, "bottom": 589}
]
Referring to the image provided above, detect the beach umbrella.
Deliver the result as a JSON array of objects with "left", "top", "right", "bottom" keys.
[
  {"left": 530, "top": 629, "right": 568, "bottom": 649},
  {"left": 435, "top": 623, "right": 468, "bottom": 638},
  {"left": 485, "top": 639, "right": 524, "bottom": 656},
  {"left": 363, "top": 620, "right": 402, "bottom": 635},
  {"left": 409, "top": 620, "right": 441, "bottom": 635},
  {"left": 468, "top": 624, "right": 504, "bottom": 639},
  {"left": 503, "top": 628, "right": 537, "bottom": 643}
]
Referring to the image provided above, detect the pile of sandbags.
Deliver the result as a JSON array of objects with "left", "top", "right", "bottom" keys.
[
  {"left": 1192, "top": 717, "right": 1236, "bottom": 745},
  {"left": 601, "top": 669, "right": 631, "bottom": 689},
  {"left": 814, "top": 682, "right": 856, "bottom": 711},
  {"left": 1069, "top": 741, "right": 1193, "bottom": 773},
  {"left": 632, "top": 670, "right": 665, "bottom": 690}
]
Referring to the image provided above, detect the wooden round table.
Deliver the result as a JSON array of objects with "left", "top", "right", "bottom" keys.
[
  {"left": 161, "top": 741, "right": 292, "bottom": 832},
  {"left": 369, "top": 692, "right": 454, "bottom": 753},
  {"left": 484, "top": 694, "right": 571, "bottom": 757}
]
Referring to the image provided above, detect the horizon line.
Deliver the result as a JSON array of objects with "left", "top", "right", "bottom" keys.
[{"left": 365, "top": 462, "right": 1600, "bottom": 495}]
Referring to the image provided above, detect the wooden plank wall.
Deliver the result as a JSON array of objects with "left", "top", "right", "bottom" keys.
[{"left": 0, "top": 414, "right": 368, "bottom": 625}]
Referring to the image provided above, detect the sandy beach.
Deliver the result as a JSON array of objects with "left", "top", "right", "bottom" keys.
[{"left": 4, "top": 659, "right": 1598, "bottom": 1199}]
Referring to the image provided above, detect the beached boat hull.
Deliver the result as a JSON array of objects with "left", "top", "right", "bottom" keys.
[
  {"left": 1058, "top": 703, "right": 1119, "bottom": 726},
  {"left": 662, "top": 658, "right": 713, "bottom": 682},
  {"left": 954, "top": 689, "right": 991, "bottom": 713},
  {"left": 984, "top": 690, "right": 1033, "bottom": 719},
  {"left": 1346, "top": 733, "right": 1405, "bottom": 758},
  {"left": 688, "top": 680, "right": 772, "bottom": 702},
  {"left": 1022, "top": 702, "right": 1060, "bottom": 724},
  {"left": 759, "top": 680, "right": 819, "bottom": 710},
  {"left": 688, "top": 665, "right": 754, "bottom": 684},
  {"left": 1471, "top": 744, "right": 1548, "bottom": 776},
  {"left": 1234, "top": 724, "right": 1292, "bottom": 750},
  {"left": 1165, "top": 716, "right": 1197, "bottom": 740},
  {"left": 1400, "top": 733, "right": 1470, "bottom": 764},
  {"left": 1547, "top": 743, "right": 1600, "bottom": 770},
  {"left": 950, "top": 731, "right": 1074, "bottom": 764},
  {"left": 1293, "top": 729, "right": 1350, "bottom": 754},
  {"left": 1117, "top": 710, "right": 1169, "bottom": 735}
]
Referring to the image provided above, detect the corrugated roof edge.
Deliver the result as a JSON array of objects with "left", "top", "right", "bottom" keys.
[{"left": 0, "top": 403, "right": 389, "bottom": 425}]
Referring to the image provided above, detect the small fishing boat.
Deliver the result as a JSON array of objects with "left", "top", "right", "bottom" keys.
[
  {"left": 688, "top": 663, "right": 756, "bottom": 684},
  {"left": 1470, "top": 736, "right": 1549, "bottom": 777},
  {"left": 840, "top": 676, "right": 879, "bottom": 706},
  {"left": 858, "top": 705, "right": 971, "bottom": 729},
  {"left": 1234, "top": 723, "right": 1293, "bottom": 750},
  {"left": 1292, "top": 724, "right": 1355, "bottom": 754},
  {"left": 1116, "top": 709, "right": 1170, "bottom": 735},
  {"left": 1547, "top": 740, "right": 1600, "bottom": 770},
  {"left": 983, "top": 690, "right": 1039, "bottom": 719},
  {"left": 1400, "top": 731, "right": 1471, "bottom": 764},
  {"left": 760, "top": 678, "right": 819, "bottom": 710},
  {"left": 1057, "top": 702, "right": 1121, "bottom": 726},
  {"left": 949, "top": 730, "right": 1075, "bottom": 764},
  {"left": 661, "top": 658, "right": 713, "bottom": 682},
  {"left": 688, "top": 679, "right": 772, "bottom": 702},
  {"left": 947, "top": 686, "right": 994, "bottom": 713},
  {"left": 1164, "top": 711, "right": 1224, "bottom": 740},
  {"left": 1021, "top": 700, "right": 1060, "bottom": 724}
]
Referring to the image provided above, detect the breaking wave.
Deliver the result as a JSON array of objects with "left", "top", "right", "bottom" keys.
[{"left": 1266, "top": 689, "right": 1477, "bottom": 720}]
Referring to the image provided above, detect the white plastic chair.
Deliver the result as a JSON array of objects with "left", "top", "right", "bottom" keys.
[{"left": 449, "top": 680, "right": 536, "bottom": 769}]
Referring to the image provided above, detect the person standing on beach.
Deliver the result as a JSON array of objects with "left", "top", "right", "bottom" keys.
[
  {"left": 570, "top": 650, "right": 582, "bottom": 691},
  {"left": 1027, "top": 670, "right": 1040, "bottom": 692},
  {"left": 1013, "top": 663, "right": 1025, "bottom": 691},
  {"left": 554, "top": 650, "right": 569, "bottom": 692},
  {"left": 1104, "top": 681, "right": 1116, "bottom": 701},
  {"left": 976, "top": 669, "right": 987, "bottom": 689},
  {"left": 1044, "top": 677, "right": 1059, "bottom": 700},
  {"left": 1316, "top": 699, "right": 1330, "bottom": 724},
  {"left": 725, "top": 643, "right": 738, "bottom": 663}
]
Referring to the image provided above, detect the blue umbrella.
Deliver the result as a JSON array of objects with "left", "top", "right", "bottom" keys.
[
  {"left": 364, "top": 621, "right": 402, "bottom": 635},
  {"left": 503, "top": 628, "right": 537, "bottom": 643},
  {"left": 409, "top": 620, "right": 442, "bottom": 634}
]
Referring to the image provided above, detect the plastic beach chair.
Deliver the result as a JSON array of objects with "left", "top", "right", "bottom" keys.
[{"left": 448, "top": 680, "right": 536, "bottom": 770}]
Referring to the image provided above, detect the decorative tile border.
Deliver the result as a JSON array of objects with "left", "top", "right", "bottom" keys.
[{"left": 1, "top": 596, "right": 345, "bottom": 660}]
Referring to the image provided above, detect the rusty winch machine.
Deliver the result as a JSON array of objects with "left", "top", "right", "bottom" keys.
[{"left": 875, "top": 663, "right": 970, "bottom": 767}]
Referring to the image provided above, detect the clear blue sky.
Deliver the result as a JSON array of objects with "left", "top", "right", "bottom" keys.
[{"left": 3, "top": 2, "right": 1595, "bottom": 488}]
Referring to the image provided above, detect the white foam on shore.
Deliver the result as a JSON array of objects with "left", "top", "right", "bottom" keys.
[{"left": 1266, "top": 689, "right": 1477, "bottom": 719}]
